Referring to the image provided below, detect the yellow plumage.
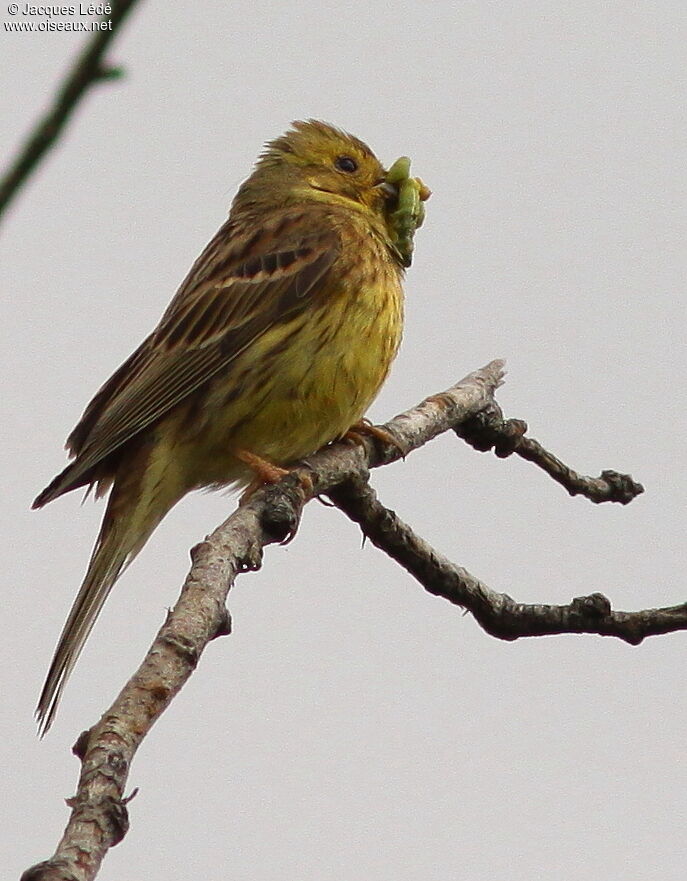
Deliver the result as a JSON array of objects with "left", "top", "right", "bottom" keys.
[
  {"left": 32, "top": 120, "right": 427, "bottom": 732},
  {"left": 196, "top": 214, "right": 404, "bottom": 481}
]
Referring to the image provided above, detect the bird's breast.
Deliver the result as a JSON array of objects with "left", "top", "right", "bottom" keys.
[{"left": 189, "top": 235, "right": 404, "bottom": 485}]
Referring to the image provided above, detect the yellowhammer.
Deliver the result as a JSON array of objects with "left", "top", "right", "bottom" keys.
[{"left": 33, "top": 120, "right": 429, "bottom": 733}]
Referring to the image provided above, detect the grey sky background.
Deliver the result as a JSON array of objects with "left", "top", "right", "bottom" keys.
[{"left": 2, "top": 2, "right": 685, "bottom": 879}]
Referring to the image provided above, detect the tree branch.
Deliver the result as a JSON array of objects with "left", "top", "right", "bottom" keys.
[
  {"left": 327, "top": 477, "right": 685, "bottom": 644},
  {"left": 455, "top": 407, "right": 644, "bottom": 504},
  {"left": 23, "top": 359, "right": 661, "bottom": 881},
  {"left": 0, "top": 0, "right": 142, "bottom": 222}
]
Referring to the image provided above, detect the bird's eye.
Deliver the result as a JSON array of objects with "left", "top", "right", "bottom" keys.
[{"left": 334, "top": 155, "right": 358, "bottom": 173}]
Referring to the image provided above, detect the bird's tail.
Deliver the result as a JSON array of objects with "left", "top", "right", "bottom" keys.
[{"left": 36, "top": 456, "right": 180, "bottom": 735}]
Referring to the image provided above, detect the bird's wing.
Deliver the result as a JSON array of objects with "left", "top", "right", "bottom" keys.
[{"left": 34, "top": 209, "right": 339, "bottom": 507}]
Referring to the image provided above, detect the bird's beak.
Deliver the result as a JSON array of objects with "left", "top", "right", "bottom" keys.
[{"left": 376, "top": 180, "right": 399, "bottom": 200}]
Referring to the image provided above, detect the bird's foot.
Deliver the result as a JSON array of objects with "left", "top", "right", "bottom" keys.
[
  {"left": 342, "top": 419, "right": 407, "bottom": 458},
  {"left": 235, "top": 449, "right": 290, "bottom": 504}
]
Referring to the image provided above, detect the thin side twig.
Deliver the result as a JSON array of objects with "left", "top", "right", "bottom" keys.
[
  {"left": 0, "top": 0, "right": 142, "bottom": 222},
  {"left": 455, "top": 407, "right": 644, "bottom": 504},
  {"left": 327, "top": 477, "right": 686, "bottom": 644}
]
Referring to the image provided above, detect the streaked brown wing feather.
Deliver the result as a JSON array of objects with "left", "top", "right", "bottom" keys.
[{"left": 35, "top": 210, "right": 339, "bottom": 507}]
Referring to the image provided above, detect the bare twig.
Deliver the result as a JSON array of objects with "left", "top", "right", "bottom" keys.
[
  {"left": 22, "top": 359, "right": 660, "bottom": 881},
  {"left": 0, "top": 0, "right": 142, "bottom": 222},
  {"left": 456, "top": 404, "right": 644, "bottom": 504},
  {"left": 327, "top": 477, "right": 683, "bottom": 643}
]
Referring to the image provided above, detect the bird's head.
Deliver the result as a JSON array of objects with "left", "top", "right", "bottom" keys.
[{"left": 233, "top": 120, "right": 393, "bottom": 217}]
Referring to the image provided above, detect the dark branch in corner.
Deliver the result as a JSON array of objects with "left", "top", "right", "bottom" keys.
[
  {"left": 0, "top": 0, "right": 142, "bottom": 222},
  {"left": 22, "top": 359, "right": 661, "bottom": 881}
]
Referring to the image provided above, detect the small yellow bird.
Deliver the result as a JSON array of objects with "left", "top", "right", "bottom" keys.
[{"left": 33, "top": 120, "right": 428, "bottom": 733}]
